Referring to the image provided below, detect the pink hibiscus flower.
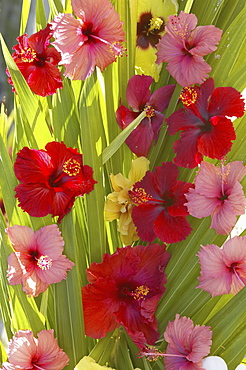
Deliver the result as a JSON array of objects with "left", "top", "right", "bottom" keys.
[
  {"left": 6, "top": 224, "right": 74, "bottom": 296},
  {"left": 7, "top": 25, "right": 62, "bottom": 96},
  {"left": 197, "top": 236, "right": 246, "bottom": 296},
  {"left": 116, "top": 75, "right": 175, "bottom": 157},
  {"left": 138, "top": 314, "right": 212, "bottom": 369},
  {"left": 156, "top": 11, "right": 222, "bottom": 86},
  {"left": 14, "top": 141, "right": 97, "bottom": 223},
  {"left": 50, "top": 0, "right": 125, "bottom": 80},
  {"left": 82, "top": 243, "right": 170, "bottom": 349},
  {"left": 1, "top": 329, "right": 69, "bottom": 369},
  {"left": 130, "top": 162, "right": 193, "bottom": 244},
  {"left": 166, "top": 78, "right": 245, "bottom": 168},
  {"left": 185, "top": 161, "right": 246, "bottom": 235}
]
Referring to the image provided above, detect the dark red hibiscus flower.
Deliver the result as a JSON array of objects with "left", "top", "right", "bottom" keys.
[
  {"left": 116, "top": 75, "right": 175, "bottom": 157},
  {"left": 82, "top": 243, "right": 170, "bottom": 349},
  {"left": 7, "top": 24, "right": 62, "bottom": 96},
  {"left": 166, "top": 78, "right": 245, "bottom": 168},
  {"left": 14, "top": 141, "right": 97, "bottom": 223},
  {"left": 130, "top": 162, "right": 193, "bottom": 244}
]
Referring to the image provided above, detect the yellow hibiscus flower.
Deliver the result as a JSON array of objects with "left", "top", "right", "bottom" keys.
[
  {"left": 74, "top": 356, "right": 115, "bottom": 369},
  {"left": 135, "top": 0, "right": 178, "bottom": 81},
  {"left": 105, "top": 157, "right": 150, "bottom": 245}
]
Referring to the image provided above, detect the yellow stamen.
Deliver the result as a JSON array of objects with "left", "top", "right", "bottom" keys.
[
  {"left": 130, "top": 188, "right": 153, "bottom": 205},
  {"left": 148, "top": 17, "right": 164, "bottom": 32},
  {"left": 180, "top": 87, "right": 198, "bottom": 106},
  {"left": 144, "top": 105, "right": 155, "bottom": 118},
  {"left": 133, "top": 285, "right": 150, "bottom": 300},
  {"left": 63, "top": 158, "right": 81, "bottom": 176},
  {"left": 20, "top": 47, "right": 37, "bottom": 62}
]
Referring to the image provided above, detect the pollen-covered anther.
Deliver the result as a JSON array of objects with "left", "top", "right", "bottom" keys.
[
  {"left": 148, "top": 17, "right": 164, "bottom": 32},
  {"left": 37, "top": 255, "right": 53, "bottom": 270},
  {"left": 144, "top": 105, "right": 155, "bottom": 117},
  {"left": 129, "top": 187, "right": 153, "bottom": 205},
  {"left": 20, "top": 47, "right": 37, "bottom": 62},
  {"left": 63, "top": 158, "right": 81, "bottom": 176},
  {"left": 180, "top": 87, "right": 198, "bottom": 106},
  {"left": 133, "top": 285, "right": 150, "bottom": 300}
]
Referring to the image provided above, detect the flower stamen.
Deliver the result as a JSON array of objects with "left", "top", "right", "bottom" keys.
[
  {"left": 180, "top": 87, "right": 197, "bottom": 106},
  {"left": 133, "top": 285, "right": 150, "bottom": 300},
  {"left": 20, "top": 47, "right": 37, "bottom": 62},
  {"left": 144, "top": 105, "right": 155, "bottom": 117},
  {"left": 37, "top": 255, "right": 52, "bottom": 270},
  {"left": 148, "top": 17, "right": 164, "bottom": 32},
  {"left": 63, "top": 159, "right": 81, "bottom": 176}
]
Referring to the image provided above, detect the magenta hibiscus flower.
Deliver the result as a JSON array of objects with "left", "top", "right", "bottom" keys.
[
  {"left": 185, "top": 161, "right": 246, "bottom": 235},
  {"left": 1, "top": 329, "right": 69, "bottom": 369},
  {"left": 197, "top": 236, "right": 246, "bottom": 296},
  {"left": 82, "top": 243, "right": 170, "bottom": 349},
  {"left": 50, "top": 0, "right": 125, "bottom": 80},
  {"left": 130, "top": 162, "right": 193, "bottom": 244},
  {"left": 116, "top": 75, "right": 175, "bottom": 157},
  {"left": 166, "top": 78, "right": 245, "bottom": 168},
  {"left": 7, "top": 25, "right": 62, "bottom": 96},
  {"left": 6, "top": 224, "right": 74, "bottom": 296},
  {"left": 156, "top": 11, "right": 222, "bottom": 86},
  {"left": 14, "top": 141, "right": 97, "bottom": 223}
]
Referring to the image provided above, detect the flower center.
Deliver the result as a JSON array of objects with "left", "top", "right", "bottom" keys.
[
  {"left": 63, "top": 159, "right": 81, "bottom": 176},
  {"left": 20, "top": 47, "right": 37, "bottom": 62},
  {"left": 144, "top": 105, "right": 155, "bottom": 117},
  {"left": 148, "top": 17, "right": 164, "bottom": 32},
  {"left": 133, "top": 285, "right": 150, "bottom": 300},
  {"left": 180, "top": 87, "right": 197, "bottom": 106},
  {"left": 37, "top": 255, "right": 52, "bottom": 270},
  {"left": 129, "top": 187, "right": 153, "bottom": 204}
]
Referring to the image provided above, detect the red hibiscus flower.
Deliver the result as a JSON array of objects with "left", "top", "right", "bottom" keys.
[
  {"left": 116, "top": 75, "right": 175, "bottom": 157},
  {"left": 167, "top": 78, "right": 245, "bottom": 168},
  {"left": 7, "top": 24, "right": 63, "bottom": 96},
  {"left": 82, "top": 243, "right": 170, "bottom": 349},
  {"left": 14, "top": 141, "right": 97, "bottom": 223},
  {"left": 130, "top": 162, "right": 193, "bottom": 244}
]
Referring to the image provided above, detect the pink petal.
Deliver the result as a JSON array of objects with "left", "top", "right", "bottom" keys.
[
  {"left": 6, "top": 225, "right": 35, "bottom": 253},
  {"left": 36, "top": 330, "right": 69, "bottom": 369},
  {"left": 189, "top": 25, "right": 222, "bottom": 56},
  {"left": 165, "top": 12, "right": 198, "bottom": 41},
  {"left": 193, "top": 161, "right": 222, "bottom": 198},
  {"left": 22, "top": 269, "right": 49, "bottom": 296},
  {"left": 36, "top": 255, "right": 74, "bottom": 284},
  {"left": 126, "top": 75, "right": 152, "bottom": 110},
  {"left": 227, "top": 182, "right": 246, "bottom": 215},
  {"left": 222, "top": 236, "right": 246, "bottom": 265},
  {"left": 225, "top": 161, "right": 246, "bottom": 187},
  {"left": 8, "top": 330, "right": 37, "bottom": 366},
  {"left": 185, "top": 189, "right": 220, "bottom": 218},
  {"left": 210, "top": 201, "right": 237, "bottom": 234},
  {"left": 187, "top": 325, "right": 212, "bottom": 362},
  {"left": 7, "top": 253, "right": 24, "bottom": 285},
  {"left": 35, "top": 224, "right": 64, "bottom": 259},
  {"left": 156, "top": 33, "right": 184, "bottom": 65}
]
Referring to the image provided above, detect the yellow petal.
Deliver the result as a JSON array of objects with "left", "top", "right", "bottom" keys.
[
  {"left": 105, "top": 200, "right": 121, "bottom": 221},
  {"left": 74, "top": 356, "right": 115, "bottom": 370},
  {"left": 128, "top": 156, "right": 150, "bottom": 183},
  {"left": 110, "top": 173, "right": 132, "bottom": 192}
]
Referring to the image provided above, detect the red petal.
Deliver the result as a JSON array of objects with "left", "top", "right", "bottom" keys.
[
  {"left": 208, "top": 87, "right": 245, "bottom": 118},
  {"left": 126, "top": 75, "right": 153, "bottom": 110},
  {"left": 132, "top": 203, "right": 162, "bottom": 242},
  {"left": 173, "top": 128, "right": 203, "bottom": 168},
  {"left": 198, "top": 116, "right": 236, "bottom": 159}
]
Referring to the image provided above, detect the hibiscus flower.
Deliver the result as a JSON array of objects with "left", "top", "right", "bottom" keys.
[
  {"left": 105, "top": 156, "right": 149, "bottom": 245},
  {"left": 138, "top": 314, "right": 212, "bottom": 369},
  {"left": 156, "top": 11, "right": 222, "bottom": 86},
  {"left": 185, "top": 161, "right": 246, "bottom": 234},
  {"left": 6, "top": 224, "right": 74, "bottom": 297},
  {"left": 14, "top": 141, "right": 97, "bottom": 223},
  {"left": 7, "top": 24, "right": 62, "bottom": 96},
  {"left": 135, "top": 0, "right": 178, "bottom": 81},
  {"left": 166, "top": 78, "right": 245, "bottom": 168},
  {"left": 130, "top": 162, "right": 193, "bottom": 244},
  {"left": 1, "top": 329, "right": 69, "bottom": 369},
  {"left": 82, "top": 243, "right": 170, "bottom": 349},
  {"left": 50, "top": 0, "right": 125, "bottom": 80},
  {"left": 197, "top": 236, "right": 246, "bottom": 296},
  {"left": 116, "top": 75, "right": 175, "bottom": 157}
]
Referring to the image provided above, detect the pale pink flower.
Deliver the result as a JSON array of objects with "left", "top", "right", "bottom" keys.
[
  {"left": 197, "top": 236, "right": 246, "bottom": 296},
  {"left": 156, "top": 11, "right": 222, "bottom": 86},
  {"left": 185, "top": 161, "right": 246, "bottom": 235},
  {"left": 164, "top": 314, "right": 212, "bottom": 370},
  {"left": 6, "top": 224, "right": 74, "bottom": 296},
  {"left": 50, "top": 0, "right": 125, "bottom": 80},
  {"left": 1, "top": 329, "right": 69, "bottom": 369}
]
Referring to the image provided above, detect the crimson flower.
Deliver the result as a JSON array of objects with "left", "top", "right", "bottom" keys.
[
  {"left": 130, "top": 162, "right": 193, "bottom": 244},
  {"left": 166, "top": 78, "right": 245, "bottom": 168},
  {"left": 7, "top": 25, "right": 62, "bottom": 96},
  {"left": 82, "top": 243, "right": 170, "bottom": 349},
  {"left": 1, "top": 329, "right": 69, "bottom": 369},
  {"left": 50, "top": 0, "right": 125, "bottom": 80},
  {"left": 116, "top": 75, "right": 175, "bottom": 157},
  {"left": 197, "top": 236, "right": 246, "bottom": 296},
  {"left": 185, "top": 161, "right": 246, "bottom": 234},
  {"left": 156, "top": 11, "right": 222, "bottom": 87},
  {"left": 6, "top": 224, "right": 74, "bottom": 296},
  {"left": 14, "top": 141, "right": 97, "bottom": 223}
]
